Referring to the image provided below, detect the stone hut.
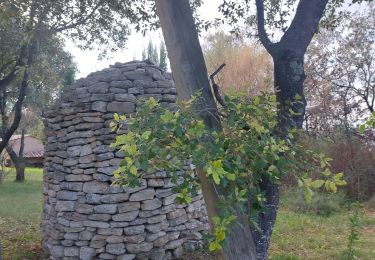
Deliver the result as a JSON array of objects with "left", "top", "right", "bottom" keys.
[{"left": 42, "top": 60, "right": 209, "bottom": 260}]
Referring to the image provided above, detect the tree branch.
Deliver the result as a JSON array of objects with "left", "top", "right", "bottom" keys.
[
  {"left": 0, "top": 68, "right": 29, "bottom": 153},
  {"left": 279, "top": 0, "right": 329, "bottom": 55},
  {"left": 255, "top": 0, "right": 275, "bottom": 54}
]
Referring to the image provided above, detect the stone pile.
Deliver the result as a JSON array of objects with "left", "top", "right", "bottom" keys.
[{"left": 42, "top": 60, "right": 209, "bottom": 260}]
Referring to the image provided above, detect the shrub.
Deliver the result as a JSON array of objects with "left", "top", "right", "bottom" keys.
[
  {"left": 297, "top": 134, "right": 375, "bottom": 201},
  {"left": 283, "top": 188, "right": 348, "bottom": 217}
]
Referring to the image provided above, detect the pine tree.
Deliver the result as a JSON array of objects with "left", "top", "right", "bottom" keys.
[{"left": 159, "top": 41, "right": 167, "bottom": 71}]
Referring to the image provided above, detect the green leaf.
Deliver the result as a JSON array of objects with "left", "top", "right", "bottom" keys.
[
  {"left": 160, "top": 110, "right": 174, "bottom": 123},
  {"left": 141, "top": 130, "right": 152, "bottom": 140},
  {"left": 310, "top": 179, "right": 325, "bottom": 189},
  {"left": 359, "top": 124, "right": 366, "bottom": 134},
  {"left": 129, "top": 165, "right": 138, "bottom": 175},
  {"left": 114, "top": 113, "right": 120, "bottom": 122}
]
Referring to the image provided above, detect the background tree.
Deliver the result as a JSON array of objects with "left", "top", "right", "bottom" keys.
[
  {"left": 159, "top": 41, "right": 168, "bottom": 71},
  {"left": 305, "top": 4, "right": 375, "bottom": 134},
  {"left": 142, "top": 38, "right": 169, "bottom": 71},
  {"left": 1, "top": 34, "right": 76, "bottom": 181},
  {"left": 0, "top": 0, "right": 153, "bottom": 153}
]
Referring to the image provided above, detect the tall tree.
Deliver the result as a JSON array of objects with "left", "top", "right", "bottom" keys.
[
  {"left": 0, "top": 0, "right": 151, "bottom": 153},
  {"left": 159, "top": 41, "right": 168, "bottom": 71},
  {"left": 155, "top": 1, "right": 258, "bottom": 259},
  {"left": 305, "top": 4, "right": 375, "bottom": 134},
  {"left": 154, "top": 0, "right": 371, "bottom": 259}
]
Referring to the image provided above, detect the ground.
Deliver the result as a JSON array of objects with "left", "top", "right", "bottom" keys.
[{"left": 0, "top": 168, "right": 374, "bottom": 260}]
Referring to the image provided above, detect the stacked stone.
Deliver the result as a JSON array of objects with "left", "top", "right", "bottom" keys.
[{"left": 42, "top": 60, "right": 209, "bottom": 260}]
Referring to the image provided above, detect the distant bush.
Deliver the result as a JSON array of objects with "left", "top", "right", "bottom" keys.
[
  {"left": 291, "top": 133, "right": 375, "bottom": 201},
  {"left": 282, "top": 188, "right": 348, "bottom": 217}
]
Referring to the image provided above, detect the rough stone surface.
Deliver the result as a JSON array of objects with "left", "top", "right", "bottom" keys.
[{"left": 42, "top": 60, "right": 208, "bottom": 260}]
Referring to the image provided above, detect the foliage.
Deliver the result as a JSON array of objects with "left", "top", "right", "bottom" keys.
[
  {"left": 283, "top": 188, "right": 348, "bottom": 217},
  {"left": 360, "top": 112, "right": 375, "bottom": 133},
  {"left": 203, "top": 31, "right": 273, "bottom": 96},
  {"left": 111, "top": 94, "right": 346, "bottom": 250},
  {"left": 298, "top": 133, "right": 375, "bottom": 201}
]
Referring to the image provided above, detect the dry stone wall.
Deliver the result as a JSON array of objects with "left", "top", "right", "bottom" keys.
[{"left": 42, "top": 60, "right": 209, "bottom": 260}]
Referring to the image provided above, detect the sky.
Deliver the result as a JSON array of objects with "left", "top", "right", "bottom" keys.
[
  {"left": 65, "top": 1, "right": 222, "bottom": 79},
  {"left": 65, "top": 0, "right": 367, "bottom": 79}
]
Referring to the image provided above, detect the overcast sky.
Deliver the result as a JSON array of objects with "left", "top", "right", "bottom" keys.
[
  {"left": 65, "top": 1, "right": 367, "bottom": 79},
  {"left": 65, "top": 1, "right": 222, "bottom": 79}
]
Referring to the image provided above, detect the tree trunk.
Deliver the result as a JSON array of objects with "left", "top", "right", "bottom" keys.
[
  {"left": 251, "top": 50, "right": 307, "bottom": 260},
  {"left": 6, "top": 129, "right": 26, "bottom": 182},
  {"left": 155, "top": 1, "right": 258, "bottom": 259},
  {"left": 274, "top": 51, "right": 306, "bottom": 131}
]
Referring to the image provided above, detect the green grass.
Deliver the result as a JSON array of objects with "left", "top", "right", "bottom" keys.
[
  {"left": 0, "top": 168, "right": 374, "bottom": 260},
  {"left": 0, "top": 167, "right": 43, "bottom": 260}
]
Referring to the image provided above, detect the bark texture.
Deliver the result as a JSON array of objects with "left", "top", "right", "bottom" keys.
[
  {"left": 6, "top": 129, "right": 26, "bottom": 182},
  {"left": 155, "top": 1, "right": 258, "bottom": 259},
  {"left": 253, "top": 0, "right": 329, "bottom": 259}
]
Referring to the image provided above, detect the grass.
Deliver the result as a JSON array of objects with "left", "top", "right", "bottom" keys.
[
  {"left": 0, "top": 167, "right": 43, "bottom": 260},
  {"left": 0, "top": 168, "right": 374, "bottom": 260}
]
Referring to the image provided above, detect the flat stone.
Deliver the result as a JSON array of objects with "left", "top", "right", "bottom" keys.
[
  {"left": 92, "top": 101, "right": 107, "bottom": 112},
  {"left": 83, "top": 181, "right": 110, "bottom": 194},
  {"left": 106, "top": 243, "right": 126, "bottom": 255},
  {"left": 167, "top": 208, "right": 186, "bottom": 219},
  {"left": 114, "top": 94, "right": 136, "bottom": 102},
  {"left": 80, "top": 144, "right": 93, "bottom": 156},
  {"left": 88, "top": 82, "right": 109, "bottom": 93},
  {"left": 118, "top": 202, "right": 140, "bottom": 213},
  {"left": 165, "top": 239, "right": 185, "bottom": 250},
  {"left": 101, "top": 193, "right": 129, "bottom": 203},
  {"left": 80, "top": 246, "right": 96, "bottom": 259},
  {"left": 64, "top": 247, "right": 79, "bottom": 257},
  {"left": 145, "top": 220, "right": 169, "bottom": 233},
  {"left": 94, "top": 204, "right": 118, "bottom": 214},
  {"left": 56, "top": 191, "right": 78, "bottom": 201},
  {"left": 79, "top": 230, "right": 94, "bottom": 240},
  {"left": 83, "top": 220, "right": 110, "bottom": 228},
  {"left": 107, "top": 102, "right": 135, "bottom": 113},
  {"left": 50, "top": 245, "right": 64, "bottom": 257},
  {"left": 126, "top": 242, "right": 153, "bottom": 254},
  {"left": 112, "top": 210, "right": 139, "bottom": 222},
  {"left": 141, "top": 198, "right": 162, "bottom": 210},
  {"left": 123, "top": 233, "right": 146, "bottom": 244},
  {"left": 162, "top": 194, "right": 178, "bottom": 205},
  {"left": 137, "top": 248, "right": 166, "bottom": 260},
  {"left": 88, "top": 214, "right": 112, "bottom": 221},
  {"left": 107, "top": 236, "right": 124, "bottom": 243},
  {"left": 146, "top": 231, "right": 166, "bottom": 242},
  {"left": 147, "top": 179, "right": 165, "bottom": 187},
  {"left": 86, "top": 193, "right": 102, "bottom": 204},
  {"left": 129, "top": 189, "right": 155, "bottom": 202},
  {"left": 153, "top": 235, "right": 170, "bottom": 247},
  {"left": 55, "top": 200, "right": 75, "bottom": 212},
  {"left": 116, "top": 254, "right": 136, "bottom": 260},
  {"left": 66, "top": 174, "right": 93, "bottom": 182},
  {"left": 98, "top": 228, "right": 123, "bottom": 236},
  {"left": 124, "top": 225, "right": 145, "bottom": 235},
  {"left": 139, "top": 209, "right": 160, "bottom": 218},
  {"left": 169, "top": 214, "right": 188, "bottom": 226},
  {"left": 99, "top": 253, "right": 116, "bottom": 259},
  {"left": 147, "top": 214, "right": 167, "bottom": 224}
]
